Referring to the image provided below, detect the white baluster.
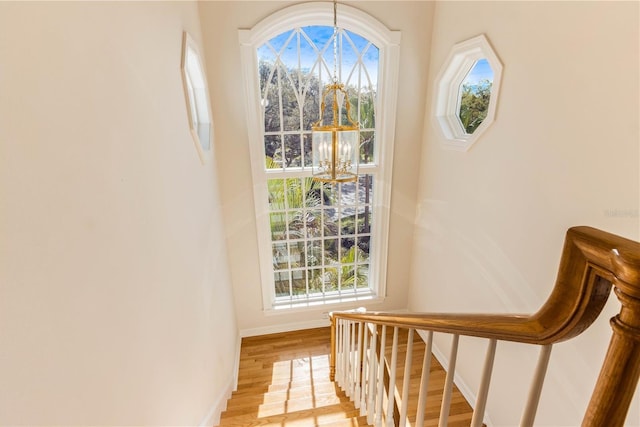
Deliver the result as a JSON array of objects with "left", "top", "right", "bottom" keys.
[
  {"left": 367, "top": 324, "right": 378, "bottom": 425},
  {"left": 347, "top": 319, "right": 352, "bottom": 388},
  {"left": 438, "top": 334, "right": 459, "bottom": 427},
  {"left": 399, "top": 328, "right": 414, "bottom": 427},
  {"left": 345, "top": 320, "right": 352, "bottom": 396},
  {"left": 375, "top": 324, "right": 387, "bottom": 427},
  {"left": 340, "top": 319, "right": 349, "bottom": 390},
  {"left": 336, "top": 319, "right": 343, "bottom": 386},
  {"left": 360, "top": 323, "right": 369, "bottom": 414},
  {"left": 349, "top": 322, "right": 360, "bottom": 402},
  {"left": 386, "top": 326, "right": 399, "bottom": 427},
  {"left": 520, "top": 344, "right": 553, "bottom": 427},
  {"left": 340, "top": 319, "right": 348, "bottom": 389},
  {"left": 352, "top": 321, "right": 361, "bottom": 405},
  {"left": 415, "top": 331, "right": 433, "bottom": 427},
  {"left": 471, "top": 338, "right": 497, "bottom": 427}
]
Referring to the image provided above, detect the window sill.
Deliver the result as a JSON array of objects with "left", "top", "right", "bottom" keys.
[{"left": 264, "top": 290, "right": 385, "bottom": 315}]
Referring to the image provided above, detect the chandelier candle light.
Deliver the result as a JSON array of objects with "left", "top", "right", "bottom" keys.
[{"left": 311, "top": 0, "right": 360, "bottom": 183}]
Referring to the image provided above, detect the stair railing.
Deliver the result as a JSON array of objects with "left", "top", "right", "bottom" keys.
[{"left": 329, "top": 226, "right": 640, "bottom": 427}]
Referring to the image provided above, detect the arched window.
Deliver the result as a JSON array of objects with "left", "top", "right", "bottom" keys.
[{"left": 240, "top": 2, "right": 400, "bottom": 311}]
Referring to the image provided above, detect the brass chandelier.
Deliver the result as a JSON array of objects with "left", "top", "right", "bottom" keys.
[{"left": 311, "top": 0, "right": 360, "bottom": 183}]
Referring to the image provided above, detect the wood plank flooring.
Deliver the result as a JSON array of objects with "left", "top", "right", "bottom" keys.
[{"left": 217, "top": 327, "right": 475, "bottom": 427}]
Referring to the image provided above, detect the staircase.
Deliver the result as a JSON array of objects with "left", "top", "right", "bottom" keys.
[
  {"left": 329, "top": 227, "right": 640, "bottom": 427},
  {"left": 217, "top": 327, "right": 475, "bottom": 427},
  {"left": 219, "top": 226, "right": 640, "bottom": 426}
]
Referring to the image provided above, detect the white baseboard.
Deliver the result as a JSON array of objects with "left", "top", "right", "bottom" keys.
[
  {"left": 199, "top": 332, "right": 242, "bottom": 427},
  {"left": 239, "top": 307, "right": 409, "bottom": 338},
  {"left": 198, "top": 373, "right": 234, "bottom": 427},
  {"left": 232, "top": 332, "right": 241, "bottom": 391},
  {"left": 416, "top": 330, "right": 494, "bottom": 427},
  {"left": 239, "top": 318, "right": 331, "bottom": 337}
]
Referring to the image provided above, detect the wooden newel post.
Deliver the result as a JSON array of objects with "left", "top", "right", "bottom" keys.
[
  {"left": 583, "top": 257, "right": 640, "bottom": 427},
  {"left": 330, "top": 312, "right": 336, "bottom": 381}
]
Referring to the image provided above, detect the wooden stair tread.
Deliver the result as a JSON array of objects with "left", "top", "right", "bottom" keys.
[
  {"left": 223, "top": 393, "right": 353, "bottom": 417},
  {"left": 316, "top": 415, "right": 371, "bottom": 426},
  {"left": 219, "top": 402, "right": 366, "bottom": 426},
  {"left": 217, "top": 326, "right": 474, "bottom": 427},
  {"left": 226, "top": 386, "right": 348, "bottom": 409}
]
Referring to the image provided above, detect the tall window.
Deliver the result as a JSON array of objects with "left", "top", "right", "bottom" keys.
[{"left": 240, "top": 3, "right": 400, "bottom": 310}]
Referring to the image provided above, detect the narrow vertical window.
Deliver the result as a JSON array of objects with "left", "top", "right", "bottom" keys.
[{"left": 181, "top": 32, "right": 213, "bottom": 162}]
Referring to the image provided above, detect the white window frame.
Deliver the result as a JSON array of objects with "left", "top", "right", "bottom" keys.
[
  {"left": 181, "top": 31, "right": 213, "bottom": 163},
  {"left": 434, "top": 34, "right": 503, "bottom": 151},
  {"left": 239, "top": 2, "right": 401, "bottom": 312}
]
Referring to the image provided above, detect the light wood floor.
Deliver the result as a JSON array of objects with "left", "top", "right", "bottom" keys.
[{"left": 217, "top": 327, "right": 475, "bottom": 427}]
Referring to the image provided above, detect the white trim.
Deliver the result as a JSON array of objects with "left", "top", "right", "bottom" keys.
[
  {"left": 238, "top": 2, "right": 398, "bottom": 49},
  {"left": 232, "top": 332, "right": 241, "bottom": 392},
  {"left": 267, "top": 295, "right": 386, "bottom": 316},
  {"left": 238, "top": 2, "right": 400, "bottom": 311},
  {"left": 181, "top": 31, "right": 213, "bottom": 164},
  {"left": 197, "top": 373, "right": 234, "bottom": 427},
  {"left": 373, "top": 30, "right": 401, "bottom": 299},
  {"left": 198, "top": 332, "right": 242, "bottom": 427},
  {"left": 418, "top": 330, "right": 495, "bottom": 427},
  {"left": 239, "top": 307, "right": 408, "bottom": 338},
  {"left": 434, "top": 34, "right": 503, "bottom": 151},
  {"left": 238, "top": 29, "right": 274, "bottom": 310},
  {"left": 240, "top": 318, "right": 331, "bottom": 338}
]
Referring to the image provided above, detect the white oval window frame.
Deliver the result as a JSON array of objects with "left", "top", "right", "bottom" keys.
[{"left": 434, "top": 34, "right": 503, "bottom": 151}]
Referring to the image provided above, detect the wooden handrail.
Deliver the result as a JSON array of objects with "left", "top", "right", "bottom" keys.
[{"left": 330, "top": 226, "right": 640, "bottom": 426}]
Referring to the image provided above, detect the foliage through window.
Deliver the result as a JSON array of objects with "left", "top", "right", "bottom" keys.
[
  {"left": 457, "top": 59, "right": 493, "bottom": 134},
  {"left": 240, "top": 3, "right": 399, "bottom": 310},
  {"left": 434, "top": 34, "right": 502, "bottom": 151},
  {"left": 258, "top": 25, "right": 379, "bottom": 305}
]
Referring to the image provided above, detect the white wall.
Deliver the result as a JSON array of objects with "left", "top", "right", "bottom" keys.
[
  {"left": 0, "top": 2, "right": 238, "bottom": 425},
  {"left": 410, "top": 1, "right": 639, "bottom": 426},
  {"left": 198, "top": 1, "right": 433, "bottom": 335}
]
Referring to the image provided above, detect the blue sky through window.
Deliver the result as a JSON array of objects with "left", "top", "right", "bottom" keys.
[
  {"left": 462, "top": 58, "right": 493, "bottom": 86},
  {"left": 258, "top": 26, "right": 379, "bottom": 87}
]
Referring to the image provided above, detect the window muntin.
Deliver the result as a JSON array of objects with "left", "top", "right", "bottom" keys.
[
  {"left": 268, "top": 176, "right": 373, "bottom": 302},
  {"left": 259, "top": 27, "right": 378, "bottom": 173},
  {"left": 258, "top": 26, "right": 379, "bottom": 306},
  {"left": 239, "top": 2, "right": 400, "bottom": 312}
]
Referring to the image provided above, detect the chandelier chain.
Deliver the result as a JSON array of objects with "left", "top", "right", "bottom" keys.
[
  {"left": 311, "top": 0, "right": 359, "bottom": 183},
  {"left": 332, "top": 0, "right": 338, "bottom": 84}
]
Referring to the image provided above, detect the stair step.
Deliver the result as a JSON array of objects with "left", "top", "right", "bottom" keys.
[
  {"left": 222, "top": 392, "right": 352, "bottom": 418},
  {"left": 236, "top": 371, "right": 333, "bottom": 387},
  {"left": 219, "top": 402, "right": 364, "bottom": 427},
  {"left": 217, "top": 326, "right": 474, "bottom": 427},
  {"left": 238, "top": 356, "right": 330, "bottom": 376},
  {"left": 317, "top": 415, "right": 372, "bottom": 426},
  {"left": 233, "top": 377, "right": 336, "bottom": 397},
  {"left": 226, "top": 385, "right": 347, "bottom": 409}
]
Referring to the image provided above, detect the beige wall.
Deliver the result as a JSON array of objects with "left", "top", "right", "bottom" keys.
[
  {"left": 0, "top": 2, "right": 238, "bottom": 425},
  {"left": 199, "top": 1, "right": 433, "bottom": 335},
  {"left": 410, "top": 1, "right": 639, "bottom": 425},
  {"left": 1, "top": 1, "right": 637, "bottom": 425}
]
